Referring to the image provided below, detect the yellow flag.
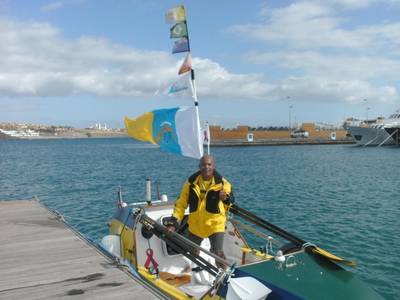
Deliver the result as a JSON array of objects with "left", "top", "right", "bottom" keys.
[
  {"left": 124, "top": 112, "right": 156, "bottom": 144},
  {"left": 165, "top": 5, "right": 186, "bottom": 23}
]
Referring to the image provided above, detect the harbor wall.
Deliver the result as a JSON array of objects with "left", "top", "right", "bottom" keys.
[{"left": 210, "top": 123, "right": 348, "bottom": 140}]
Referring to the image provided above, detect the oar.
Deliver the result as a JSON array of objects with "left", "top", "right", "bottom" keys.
[
  {"left": 230, "top": 204, "right": 305, "bottom": 245},
  {"left": 139, "top": 213, "right": 221, "bottom": 275},
  {"left": 311, "top": 247, "right": 356, "bottom": 266},
  {"left": 230, "top": 204, "right": 356, "bottom": 267}
]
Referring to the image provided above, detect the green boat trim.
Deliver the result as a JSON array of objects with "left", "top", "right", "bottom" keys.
[{"left": 240, "top": 251, "right": 383, "bottom": 300}]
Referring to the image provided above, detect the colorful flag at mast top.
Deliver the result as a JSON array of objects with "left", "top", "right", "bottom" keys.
[
  {"left": 172, "top": 37, "right": 189, "bottom": 54},
  {"left": 165, "top": 5, "right": 192, "bottom": 75},
  {"left": 165, "top": 5, "right": 186, "bottom": 23},
  {"left": 165, "top": 5, "right": 197, "bottom": 104}
]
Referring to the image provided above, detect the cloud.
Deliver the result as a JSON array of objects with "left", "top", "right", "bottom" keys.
[
  {"left": 0, "top": 18, "right": 275, "bottom": 101},
  {"left": 230, "top": 1, "right": 400, "bottom": 51},
  {"left": 227, "top": 1, "right": 399, "bottom": 104},
  {"left": 273, "top": 76, "right": 397, "bottom": 104},
  {"left": 0, "top": 19, "right": 176, "bottom": 97},
  {"left": 41, "top": 2, "right": 64, "bottom": 12},
  {"left": 247, "top": 51, "right": 400, "bottom": 81},
  {"left": 193, "top": 58, "right": 273, "bottom": 100},
  {"left": 0, "top": 9, "right": 398, "bottom": 107},
  {"left": 233, "top": 2, "right": 357, "bottom": 49},
  {"left": 41, "top": 0, "right": 86, "bottom": 12},
  {"left": 314, "top": 0, "right": 377, "bottom": 10}
]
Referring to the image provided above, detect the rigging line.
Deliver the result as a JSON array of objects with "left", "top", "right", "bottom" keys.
[{"left": 230, "top": 218, "right": 284, "bottom": 247}]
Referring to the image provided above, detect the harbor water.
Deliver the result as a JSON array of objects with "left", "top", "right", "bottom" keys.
[{"left": 0, "top": 138, "right": 399, "bottom": 299}]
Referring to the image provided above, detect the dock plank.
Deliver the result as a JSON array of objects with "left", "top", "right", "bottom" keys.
[{"left": 0, "top": 200, "right": 162, "bottom": 299}]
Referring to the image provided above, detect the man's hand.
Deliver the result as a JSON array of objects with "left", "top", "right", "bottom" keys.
[
  {"left": 219, "top": 188, "right": 227, "bottom": 201},
  {"left": 220, "top": 188, "right": 234, "bottom": 205},
  {"left": 166, "top": 225, "right": 176, "bottom": 232},
  {"left": 165, "top": 216, "right": 179, "bottom": 232}
]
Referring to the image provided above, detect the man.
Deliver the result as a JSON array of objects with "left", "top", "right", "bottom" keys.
[{"left": 166, "top": 155, "right": 234, "bottom": 268}]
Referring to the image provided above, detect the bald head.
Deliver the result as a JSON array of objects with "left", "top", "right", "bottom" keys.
[{"left": 199, "top": 155, "right": 215, "bottom": 180}]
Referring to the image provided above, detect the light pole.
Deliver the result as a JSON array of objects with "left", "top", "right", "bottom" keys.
[
  {"left": 287, "top": 96, "right": 292, "bottom": 137},
  {"left": 363, "top": 98, "right": 369, "bottom": 123}
]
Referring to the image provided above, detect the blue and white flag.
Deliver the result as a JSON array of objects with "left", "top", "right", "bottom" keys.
[
  {"left": 125, "top": 106, "right": 203, "bottom": 159},
  {"left": 169, "top": 72, "right": 191, "bottom": 94}
]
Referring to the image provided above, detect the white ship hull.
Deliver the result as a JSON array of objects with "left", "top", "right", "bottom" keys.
[
  {"left": 348, "top": 126, "right": 394, "bottom": 146},
  {"left": 0, "top": 129, "right": 40, "bottom": 138}
]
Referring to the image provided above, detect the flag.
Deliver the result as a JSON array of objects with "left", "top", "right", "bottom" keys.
[
  {"left": 169, "top": 72, "right": 191, "bottom": 94},
  {"left": 165, "top": 5, "right": 186, "bottom": 23},
  {"left": 172, "top": 37, "right": 189, "bottom": 54},
  {"left": 154, "top": 72, "right": 192, "bottom": 96},
  {"left": 170, "top": 22, "right": 188, "bottom": 38},
  {"left": 203, "top": 122, "right": 211, "bottom": 155},
  {"left": 178, "top": 53, "right": 192, "bottom": 74},
  {"left": 125, "top": 106, "right": 203, "bottom": 159}
]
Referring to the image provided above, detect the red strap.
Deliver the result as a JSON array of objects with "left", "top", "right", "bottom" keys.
[{"left": 144, "top": 248, "right": 159, "bottom": 270}]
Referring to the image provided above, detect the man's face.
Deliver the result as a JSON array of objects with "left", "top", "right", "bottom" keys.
[{"left": 199, "top": 156, "right": 214, "bottom": 180}]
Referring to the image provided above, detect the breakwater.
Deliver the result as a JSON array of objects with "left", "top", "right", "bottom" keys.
[{"left": 211, "top": 137, "right": 355, "bottom": 146}]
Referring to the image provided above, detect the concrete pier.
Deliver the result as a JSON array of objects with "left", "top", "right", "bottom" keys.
[{"left": 0, "top": 199, "right": 162, "bottom": 299}]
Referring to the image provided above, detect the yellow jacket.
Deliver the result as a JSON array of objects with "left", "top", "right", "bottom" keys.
[{"left": 172, "top": 171, "right": 232, "bottom": 238}]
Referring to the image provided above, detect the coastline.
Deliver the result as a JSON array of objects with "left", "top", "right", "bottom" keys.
[
  {"left": 0, "top": 130, "right": 127, "bottom": 140},
  {"left": 1, "top": 131, "right": 355, "bottom": 146}
]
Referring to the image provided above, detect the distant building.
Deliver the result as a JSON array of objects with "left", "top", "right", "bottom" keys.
[{"left": 90, "top": 123, "right": 108, "bottom": 131}]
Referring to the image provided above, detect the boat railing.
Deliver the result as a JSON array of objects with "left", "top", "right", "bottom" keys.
[
  {"left": 363, "top": 130, "right": 381, "bottom": 147},
  {"left": 129, "top": 198, "right": 169, "bottom": 206},
  {"left": 378, "top": 128, "right": 399, "bottom": 147}
]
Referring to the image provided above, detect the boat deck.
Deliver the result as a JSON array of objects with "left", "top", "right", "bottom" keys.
[{"left": 0, "top": 199, "right": 161, "bottom": 300}]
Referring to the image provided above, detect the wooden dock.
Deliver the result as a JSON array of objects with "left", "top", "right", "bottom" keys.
[{"left": 0, "top": 199, "right": 163, "bottom": 299}]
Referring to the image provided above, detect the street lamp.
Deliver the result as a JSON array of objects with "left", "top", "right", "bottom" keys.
[
  {"left": 286, "top": 96, "right": 293, "bottom": 137},
  {"left": 289, "top": 105, "right": 293, "bottom": 137},
  {"left": 363, "top": 98, "right": 369, "bottom": 123}
]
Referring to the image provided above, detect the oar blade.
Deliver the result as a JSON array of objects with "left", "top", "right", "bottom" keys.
[
  {"left": 312, "top": 247, "right": 357, "bottom": 267},
  {"left": 232, "top": 204, "right": 357, "bottom": 267}
]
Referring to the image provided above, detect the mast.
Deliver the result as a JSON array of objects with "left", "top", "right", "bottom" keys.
[
  {"left": 167, "top": 5, "right": 206, "bottom": 158},
  {"left": 182, "top": 6, "right": 206, "bottom": 154}
]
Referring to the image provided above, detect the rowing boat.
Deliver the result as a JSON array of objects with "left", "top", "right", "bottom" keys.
[{"left": 100, "top": 5, "right": 384, "bottom": 299}]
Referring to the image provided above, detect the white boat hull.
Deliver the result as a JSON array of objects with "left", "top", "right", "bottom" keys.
[{"left": 348, "top": 126, "right": 395, "bottom": 146}]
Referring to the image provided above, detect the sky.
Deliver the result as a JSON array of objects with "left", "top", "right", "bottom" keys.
[{"left": 1, "top": 0, "right": 400, "bottom": 129}]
